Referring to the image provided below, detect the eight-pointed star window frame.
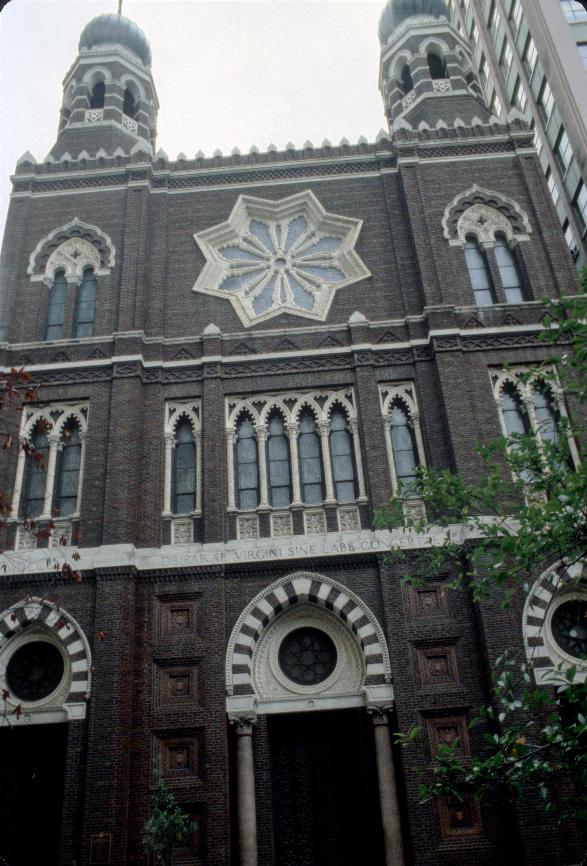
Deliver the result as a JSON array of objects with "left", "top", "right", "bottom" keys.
[{"left": 192, "top": 190, "right": 370, "bottom": 326}]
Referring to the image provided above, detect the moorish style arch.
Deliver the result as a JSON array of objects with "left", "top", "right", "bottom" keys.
[
  {"left": 27, "top": 217, "right": 115, "bottom": 285},
  {"left": 226, "top": 570, "right": 394, "bottom": 716},
  {"left": 0, "top": 597, "right": 92, "bottom": 725},
  {"left": 522, "top": 560, "right": 586, "bottom": 685},
  {"left": 442, "top": 184, "right": 532, "bottom": 245}
]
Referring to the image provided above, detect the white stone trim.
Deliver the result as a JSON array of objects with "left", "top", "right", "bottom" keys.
[
  {"left": 226, "top": 388, "right": 365, "bottom": 518},
  {"left": 490, "top": 368, "right": 580, "bottom": 470},
  {"left": 522, "top": 561, "right": 586, "bottom": 684},
  {"left": 0, "top": 597, "right": 92, "bottom": 725},
  {"left": 11, "top": 403, "right": 89, "bottom": 526},
  {"left": 192, "top": 189, "right": 371, "bottom": 326},
  {"left": 379, "top": 383, "right": 427, "bottom": 497},
  {"left": 162, "top": 402, "right": 202, "bottom": 517},
  {"left": 27, "top": 218, "right": 115, "bottom": 284},
  {"left": 171, "top": 518, "right": 193, "bottom": 545},
  {"left": 237, "top": 514, "right": 259, "bottom": 540},
  {"left": 226, "top": 571, "right": 393, "bottom": 715},
  {"left": 271, "top": 512, "right": 293, "bottom": 538},
  {"left": 442, "top": 184, "right": 532, "bottom": 245}
]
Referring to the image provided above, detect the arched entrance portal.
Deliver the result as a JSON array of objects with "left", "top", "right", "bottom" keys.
[{"left": 226, "top": 572, "right": 405, "bottom": 866}]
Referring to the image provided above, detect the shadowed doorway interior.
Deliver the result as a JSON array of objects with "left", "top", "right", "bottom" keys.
[
  {"left": 269, "top": 709, "right": 385, "bottom": 866},
  {"left": 0, "top": 723, "right": 68, "bottom": 866}
]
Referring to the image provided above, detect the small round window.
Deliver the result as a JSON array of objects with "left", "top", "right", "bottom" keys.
[
  {"left": 551, "top": 600, "right": 587, "bottom": 660},
  {"left": 278, "top": 627, "right": 337, "bottom": 685},
  {"left": 6, "top": 641, "right": 65, "bottom": 702}
]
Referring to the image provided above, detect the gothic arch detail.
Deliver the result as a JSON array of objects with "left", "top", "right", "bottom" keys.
[
  {"left": 0, "top": 597, "right": 92, "bottom": 724},
  {"left": 28, "top": 218, "right": 115, "bottom": 285},
  {"left": 442, "top": 185, "right": 531, "bottom": 245},
  {"left": 522, "top": 561, "right": 586, "bottom": 684},
  {"left": 226, "top": 571, "right": 393, "bottom": 715}
]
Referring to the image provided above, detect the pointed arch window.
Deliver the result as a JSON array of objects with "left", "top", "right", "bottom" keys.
[
  {"left": 74, "top": 268, "right": 96, "bottom": 338},
  {"left": 399, "top": 64, "right": 414, "bottom": 94},
  {"left": 21, "top": 425, "right": 49, "bottom": 519},
  {"left": 298, "top": 410, "right": 324, "bottom": 504},
  {"left": 494, "top": 235, "right": 525, "bottom": 303},
  {"left": 236, "top": 417, "right": 259, "bottom": 510},
  {"left": 173, "top": 419, "right": 196, "bottom": 515},
  {"left": 501, "top": 383, "right": 531, "bottom": 437},
  {"left": 389, "top": 402, "right": 420, "bottom": 494},
  {"left": 267, "top": 413, "right": 291, "bottom": 507},
  {"left": 464, "top": 237, "right": 496, "bottom": 306},
  {"left": 89, "top": 81, "right": 105, "bottom": 109},
  {"left": 54, "top": 421, "right": 81, "bottom": 517},
  {"left": 45, "top": 271, "right": 67, "bottom": 341},
  {"left": 329, "top": 408, "right": 356, "bottom": 503},
  {"left": 531, "top": 384, "right": 560, "bottom": 447},
  {"left": 428, "top": 52, "right": 447, "bottom": 79}
]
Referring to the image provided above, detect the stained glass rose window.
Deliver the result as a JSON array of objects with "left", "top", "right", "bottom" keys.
[
  {"left": 278, "top": 626, "right": 337, "bottom": 685},
  {"left": 6, "top": 641, "right": 65, "bottom": 702},
  {"left": 193, "top": 190, "right": 370, "bottom": 326}
]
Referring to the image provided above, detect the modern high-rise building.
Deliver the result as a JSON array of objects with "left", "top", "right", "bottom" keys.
[
  {"left": 444, "top": 0, "right": 587, "bottom": 266},
  {"left": 0, "top": 1, "right": 585, "bottom": 865}
]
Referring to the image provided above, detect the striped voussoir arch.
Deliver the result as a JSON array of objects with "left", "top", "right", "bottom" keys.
[
  {"left": 523, "top": 560, "right": 585, "bottom": 680},
  {"left": 0, "top": 597, "right": 92, "bottom": 705},
  {"left": 226, "top": 571, "right": 392, "bottom": 697}
]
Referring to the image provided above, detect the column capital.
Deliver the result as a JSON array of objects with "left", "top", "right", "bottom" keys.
[
  {"left": 367, "top": 703, "right": 394, "bottom": 725},
  {"left": 229, "top": 713, "right": 258, "bottom": 734},
  {"left": 286, "top": 422, "right": 299, "bottom": 438},
  {"left": 226, "top": 427, "right": 236, "bottom": 441},
  {"left": 317, "top": 419, "right": 330, "bottom": 436},
  {"left": 348, "top": 417, "right": 359, "bottom": 434},
  {"left": 254, "top": 424, "right": 268, "bottom": 441}
]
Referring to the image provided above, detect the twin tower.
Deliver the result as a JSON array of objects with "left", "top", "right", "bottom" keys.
[{"left": 50, "top": 0, "right": 495, "bottom": 162}]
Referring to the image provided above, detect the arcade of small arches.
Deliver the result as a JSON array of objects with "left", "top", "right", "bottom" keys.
[{"left": 11, "top": 404, "right": 89, "bottom": 549}]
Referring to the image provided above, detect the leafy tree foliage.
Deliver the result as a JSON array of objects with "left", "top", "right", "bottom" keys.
[
  {"left": 378, "top": 271, "right": 587, "bottom": 828},
  {"left": 142, "top": 769, "right": 195, "bottom": 866}
]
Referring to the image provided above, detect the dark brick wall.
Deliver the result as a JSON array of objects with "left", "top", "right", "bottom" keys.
[{"left": 0, "top": 99, "right": 583, "bottom": 866}]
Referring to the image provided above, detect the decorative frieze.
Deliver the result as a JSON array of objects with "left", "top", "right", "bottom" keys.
[
  {"left": 237, "top": 514, "right": 259, "bottom": 540},
  {"left": 304, "top": 510, "right": 327, "bottom": 535}
]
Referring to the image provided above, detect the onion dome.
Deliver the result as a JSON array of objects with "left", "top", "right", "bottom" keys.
[
  {"left": 79, "top": 14, "right": 152, "bottom": 66},
  {"left": 379, "top": 0, "right": 448, "bottom": 44}
]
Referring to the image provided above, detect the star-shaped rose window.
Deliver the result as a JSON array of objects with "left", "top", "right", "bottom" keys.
[{"left": 192, "top": 190, "right": 370, "bottom": 326}]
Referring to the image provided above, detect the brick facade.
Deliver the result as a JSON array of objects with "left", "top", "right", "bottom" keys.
[{"left": 0, "top": 5, "right": 584, "bottom": 866}]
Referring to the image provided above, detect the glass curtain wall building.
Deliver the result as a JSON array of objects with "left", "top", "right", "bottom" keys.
[{"left": 447, "top": 0, "right": 587, "bottom": 266}]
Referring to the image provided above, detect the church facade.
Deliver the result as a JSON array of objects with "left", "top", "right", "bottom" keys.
[{"left": 0, "top": 1, "right": 584, "bottom": 865}]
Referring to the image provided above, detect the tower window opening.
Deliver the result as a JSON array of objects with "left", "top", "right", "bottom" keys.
[
  {"left": 123, "top": 87, "right": 138, "bottom": 118},
  {"left": 428, "top": 52, "right": 448, "bottom": 80},
  {"left": 399, "top": 64, "right": 413, "bottom": 95},
  {"left": 464, "top": 236, "right": 496, "bottom": 306},
  {"left": 89, "top": 81, "right": 105, "bottom": 109}
]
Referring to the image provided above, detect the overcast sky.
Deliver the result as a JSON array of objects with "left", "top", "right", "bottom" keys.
[{"left": 0, "top": 0, "right": 386, "bottom": 242}]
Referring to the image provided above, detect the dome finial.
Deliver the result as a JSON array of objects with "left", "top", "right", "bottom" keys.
[{"left": 117, "top": 0, "right": 122, "bottom": 15}]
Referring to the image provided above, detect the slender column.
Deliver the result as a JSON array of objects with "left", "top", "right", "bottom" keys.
[
  {"left": 232, "top": 716, "right": 258, "bottom": 866},
  {"left": 163, "top": 432, "right": 174, "bottom": 515},
  {"left": 255, "top": 425, "right": 269, "bottom": 508},
  {"left": 42, "top": 433, "right": 60, "bottom": 519},
  {"left": 11, "top": 447, "right": 27, "bottom": 518},
  {"left": 195, "top": 431, "right": 202, "bottom": 513},
  {"left": 286, "top": 422, "right": 302, "bottom": 505},
  {"left": 369, "top": 707, "right": 405, "bottom": 866},
  {"left": 226, "top": 429, "right": 236, "bottom": 510},
  {"left": 348, "top": 419, "right": 367, "bottom": 500},
  {"left": 318, "top": 420, "right": 336, "bottom": 504},
  {"left": 382, "top": 417, "right": 398, "bottom": 495},
  {"left": 75, "top": 431, "right": 88, "bottom": 516}
]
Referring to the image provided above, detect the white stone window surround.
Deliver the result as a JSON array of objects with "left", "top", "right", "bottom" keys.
[
  {"left": 10, "top": 403, "right": 89, "bottom": 535},
  {"left": 0, "top": 596, "right": 92, "bottom": 725},
  {"left": 192, "top": 190, "right": 371, "bottom": 327},
  {"left": 522, "top": 561, "right": 586, "bottom": 684},
  {"left": 225, "top": 388, "right": 368, "bottom": 514},
  {"left": 442, "top": 185, "right": 532, "bottom": 248},
  {"left": 490, "top": 367, "right": 580, "bottom": 470},
  {"left": 27, "top": 219, "right": 115, "bottom": 287},
  {"left": 379, "top": 383, "right": 427, "bottom": 497},
  {"left": 162, "top": 402, "right": 202, "bottom": 519}
]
